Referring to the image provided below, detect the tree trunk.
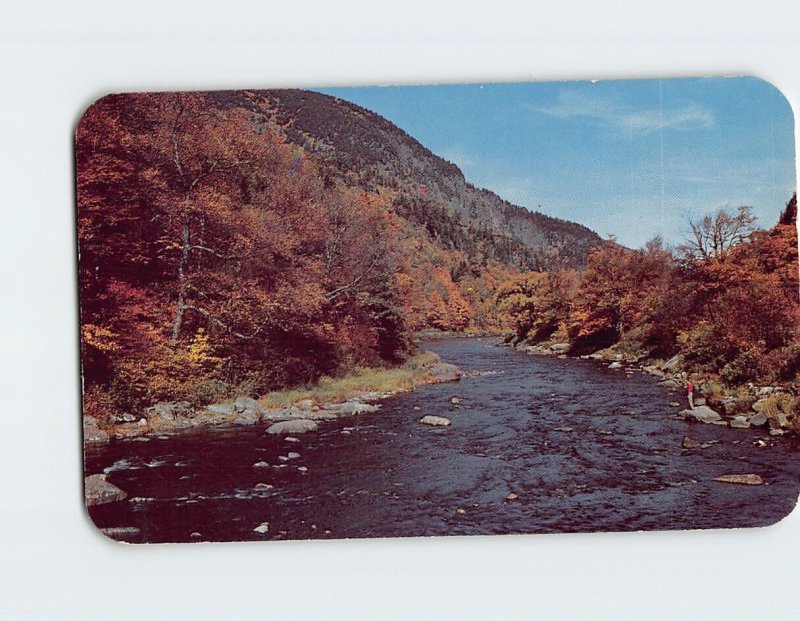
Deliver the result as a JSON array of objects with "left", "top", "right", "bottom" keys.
[{"left": 170, "top": 211, "right": 191, "bottom": 343}]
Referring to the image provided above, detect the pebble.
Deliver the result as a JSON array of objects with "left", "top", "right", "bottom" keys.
[
  {"left": 285, "top": 437, "right": 300, "bottom": 443},
  {"left": 287, "top": 452, "right": 300, "bottom": 459},
  {"left": 253, "top": 461, "right": 270, "bottom": 468},
  {"left": 297, "top": 466, "right": 308, "bottom": 472},
  {"left": 506, "top": 492, "right": 519, "bottom": 501},
  {"left": 253, "top": 522, "right": 270, "bottom": 534}
]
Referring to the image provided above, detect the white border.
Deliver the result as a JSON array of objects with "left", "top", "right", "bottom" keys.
[{"left": 1, "top": 2, "right": 798, "bottom": 619}]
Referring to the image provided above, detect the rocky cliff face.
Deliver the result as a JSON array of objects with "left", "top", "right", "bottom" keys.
[{"left": 211, "top": 89, "right": 602, "bottom": 271}]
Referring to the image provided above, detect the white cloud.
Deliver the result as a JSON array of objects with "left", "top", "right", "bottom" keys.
[{"left": 529, "top": 90, "right": 715, "bottom": 134}]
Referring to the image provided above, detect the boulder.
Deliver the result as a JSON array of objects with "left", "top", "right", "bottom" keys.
[
  {"left": 643, "top": 366, "right": 666, "bottom": 378},
  {"left": 679, "top": 405, "right": 722, "bottom": 424},
  {"left": 713, "top": 474, "right": 765, "bottom": 485},
  {"left": 83, "top": 417, "right": 109, "bottom": 444},
  {"left": 232, "top": 415, "right": 258, "bottom": 426},
  {"left": 266, "top": 419, "right": 318, "bottom": 435},
  {"left": 756, "top": 386, "right": 775, "bottom": 396},
  {"left": 205, "top": 402, "right": 236, "bottom": 416},
  {"left": 608, "top": 361, "right": 623, "bottom": 369},
  {"left": 681, "top": 436, "right": 704, "bottom": 449},
  {"left": 419, "top": 415, "right": 451, "bottom": 427},
  {"left": 253, "top": 522, "right": 270, "bottom": 534},
  {"left": 729, "top": 416, "right": 751, "bottom": 429},
  {"left": 450, "top": 397, "right": 462, "bottom": 404},
  {"left": 329, "top": 401, "right": 380, "bottom": 415},
  {"left": 295, "top": 399, "right": 315, "bottom": 411},
  {"left": 426, "top": 363, "right": 463, "bottom": 383},
  {"left": 253, "top": 461, "right": 270, "bottom": 468},
  {"left": 662, "top": 354, "right": 682, "bottom": 371},
  {"left": 85, "top": 474, "right": 127, "bottom": 506},
  {"left": 100, "top": 526, "right": 141, "bottom": 541},
  {"left": 145, "top": 401, "right": 192, "bottom": 421},
  {"left": 287, "top": 452, "right": 300, "bottom": 460},
  {"left": 262, "top": 406, "right": 306, "bottom": 421},
  {"left": 549, "top": 342, "right": 569, "bottom": 353},
  {"left": 770, "top": 429, "right": 786, "bottom": 437},
  {"left": 747, "top": 412, "right": 768, "bottom": 427},
  {"left": 234, "top": 396, "right": 267, "bottom": 415}
]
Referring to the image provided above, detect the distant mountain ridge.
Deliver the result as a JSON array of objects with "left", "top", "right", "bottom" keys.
[{"left": 210, "top": 89, "right": 602, "bottom": 270}]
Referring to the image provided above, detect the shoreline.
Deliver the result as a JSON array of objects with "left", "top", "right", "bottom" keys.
[
  {"left": 507, "top": 339, "right": 798, "bottom": 436},
  {"left": 84, "top": 350, "right": 464, "bottom": 444}
]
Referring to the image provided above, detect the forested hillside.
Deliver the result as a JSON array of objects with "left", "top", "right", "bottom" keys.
[{"left": 77, "top": 90, "right": 600, "bottom": 417}]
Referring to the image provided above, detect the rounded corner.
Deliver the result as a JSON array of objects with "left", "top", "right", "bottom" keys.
[{"left": 74, "top": 92, "right": 119, "bottom": 139}]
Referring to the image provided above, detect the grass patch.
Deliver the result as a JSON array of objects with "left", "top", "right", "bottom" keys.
[{"left": 258, "top": 350, "right": 442, "bottom": 408}]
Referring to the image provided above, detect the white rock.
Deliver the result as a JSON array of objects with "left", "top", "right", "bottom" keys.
[
  {"left": 419, "top": 415, "right": 451, "bottom": 427},
  {"left": 266, "top": 419, "right": 318, "bottom": 435},
  {"left": 253, "top": 522, "right": 270, "bottom": 534}
]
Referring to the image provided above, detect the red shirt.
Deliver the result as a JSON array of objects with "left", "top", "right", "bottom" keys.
[{"left": 687, "top": 382, "right": 694, "bottom": 393}]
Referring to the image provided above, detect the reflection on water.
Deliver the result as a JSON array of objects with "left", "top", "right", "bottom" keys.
[{"left": 85, "top": 338, "right": 800, "bottom": 543}]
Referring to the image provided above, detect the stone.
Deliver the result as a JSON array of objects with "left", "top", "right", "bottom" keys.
[
  {"left": 550, "top": 342, "right": 569, "bottom": 353},
  {"left": 747, "top": 412, "right": 768, "bottom": 427},
  {"left": 506, "top": 492, "right": 519, "bottom": 501},
  {"left": 232, "top": 415, "right": 258, "bottom": 425},
  {"left": 253, "top": 461, "right": 270, "bottom": 468},
  {"left": 205, "top": 402, "right": 236, "bottom": 416},
  {"left": 662, "top": 354, "right": 682, "bottom": 371},
  {"left": 284, "top": 436, "right": 300, "bottom": 443},
  {"left": 137, "top": 418, "right": 147, "bottom": 426},
  {"left": 287, "top": 452, "right": 300, "bottom": 459},
  {"left": 456, "top": 508, "right": 466, "bottom": 514},
  {"left": 297, "top": 466, "right": 308, "bottom": 472},
  {"left": 426, "top": 362, "right": 463, "bottom": 383},
  {"left": 146, "top": 401, "right": 192, "bottom": 420},
  {"left": 713, "top": 474, "right": 765, "bottom": 486},
  {"left": 253, "top": 522, "right": 270, "bottom": 534},
  {"left": 85, "top": 474, "right": 127, "bottom": 506},
  {"left": 730, "top": 416, "right": 751, "bottom": 429},
  {"left": 233, "top": 396, "right": 267, "bottom": 415},
  {"left": 83, "top": 417, "right": 109, "bottom": 444},
  {"left": 100, "top": 526, "right": 141, "bottom": 541},
  {"left": 254, "top": 483, "right": 274, "bottom": 490},
  {"left": 608, "top": 361, "right": 623, "bottom": 369},
  {"left": 681, "top": 436, "right": 703, "bottom": 449},
  {"left": 419, "top": 415, "right": 451, "bottom": 427},
  {"left": 643, "top": 366, "right": 667, "bottom": 378},
  {"left": 678, "top": 405, "right": 722, "bottom": 424},
  {"left": 770, "top": 428, "right": 786, "bottom": 437},
  {"left": 266, "top": 419, "right": 318, "bottom": 435},
  {"left": 756, "top": 386, "right": 775, "bottom": 396},
  {"left": 451, "top": 397, "right": 462, "bottom": 404},
  {"left": 694, "top": 397, "right": 707, "bottom": 406},
  {"left": 329, "top": 401, "right": 380, "bottom": 415},
  {"left": 669, "top": 402, "right": 681, "bottom": 407},
  {"left": 295, "top": 399, "right": 314, "bottom": 411}
]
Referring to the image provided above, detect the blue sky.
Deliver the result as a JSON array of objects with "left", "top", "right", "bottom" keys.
[{"left": 318, "top": 77, "right": 796, "bottom": 248}]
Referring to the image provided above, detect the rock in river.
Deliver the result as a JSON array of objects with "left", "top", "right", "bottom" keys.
[
  {"left": 419, "top": 415, "right": 451, "bottom": 427},
  {"left": 426, "top": 363, "right": 463, "bottom": 383},
  {"left": 83, "top": 417, "right": 109, "bottom": 444},
  {"left": 101, "top": 526, "right": 141, "bottom": 541},
  {"left": 713, "top": 474, "right": 765, "bottom": 486},
  {"left": 253, "top": 521, "right": 270, "bottom": 534},
  {"left": 678, "top": 405, "right": 722, "bottom": 424},
  {"left": 266, "top": 419, "right": 318, "bottom": 435},
  {"left": 85, "top": 474, "right": 127, "bottom": 506}
]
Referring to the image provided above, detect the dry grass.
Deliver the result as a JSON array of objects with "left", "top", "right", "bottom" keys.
[{"left": 258, "top": 351, "right": 441, "bottom": 408}]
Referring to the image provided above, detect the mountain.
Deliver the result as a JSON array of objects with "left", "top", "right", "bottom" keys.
[{"left": 209, "top": 89, "right": 602, "bottom": 270}]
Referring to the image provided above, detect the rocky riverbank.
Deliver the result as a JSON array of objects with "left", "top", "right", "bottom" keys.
[
  {"left": 508, "top": 339, "right": 798, "bottom": 436},
  {"left": 83, "top": 352, "right": 463, "bottom": 444}
]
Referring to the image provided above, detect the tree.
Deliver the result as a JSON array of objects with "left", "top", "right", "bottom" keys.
[{"left": 680, "top": 205, "right": 756, "bottom": 262}]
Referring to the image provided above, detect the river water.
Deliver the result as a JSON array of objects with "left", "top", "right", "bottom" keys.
[{"left": 85, "top": 338, "right": 800, "bottom": 543}]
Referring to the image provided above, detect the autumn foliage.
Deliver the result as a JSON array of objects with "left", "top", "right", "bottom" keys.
[
  {"left": 496, "top": 197, "right": 800, "bottom": 390},
  {"left": 77, "top": 93, "right": 513, "bottom": 418}
]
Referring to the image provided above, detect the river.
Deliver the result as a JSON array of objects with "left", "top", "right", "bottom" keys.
[{"left": 85, "top": 338, "right": 800, "bottom": 543}]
